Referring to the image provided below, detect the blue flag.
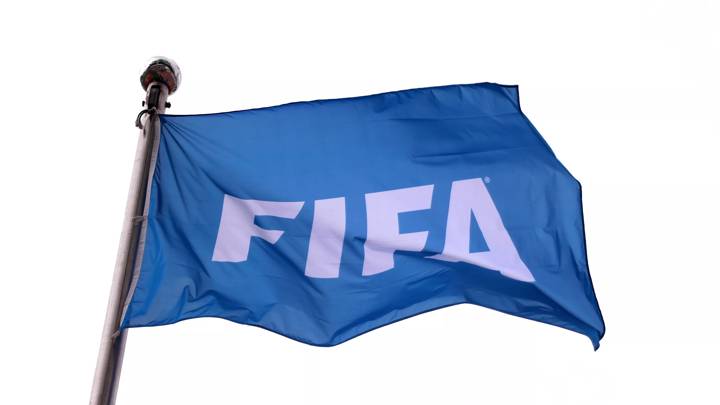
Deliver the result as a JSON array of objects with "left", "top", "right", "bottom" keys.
[{"left": 121, "top": 83, "right": 605, "bottom": 348}]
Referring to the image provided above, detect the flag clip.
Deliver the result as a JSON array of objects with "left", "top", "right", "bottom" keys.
[{"left": 135, "top": 107, "right": 157, "bottom": 129}]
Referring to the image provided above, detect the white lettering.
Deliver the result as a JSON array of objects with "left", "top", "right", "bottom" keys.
[
  {"left": 362, "top": 185, "right": 434, "bottom": 276},
  {"left": 212, "top": 195, "right": 304, "bottom": 262},
  {"left": 211, "top": 178, "right": 533, "bottom": 283},
  {"left": 305, "top": 197, "right": 346, "bottom": 278},
  {"left": 428, "top": 178, "right": 534, "bottom": 282}
]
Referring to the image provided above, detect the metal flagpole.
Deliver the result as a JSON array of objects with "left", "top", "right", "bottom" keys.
[{"left": 90, "top": 57, "right": 181, "bottom": 405}]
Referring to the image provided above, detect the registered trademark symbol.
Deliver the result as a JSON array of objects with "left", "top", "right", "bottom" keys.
[{"left": 484, "top": 176, "right": 491, "bottom": 184}]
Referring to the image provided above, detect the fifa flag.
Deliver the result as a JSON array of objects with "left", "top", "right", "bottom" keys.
[{"left": 121, "top": 83, "right": 605, "bottom": 348}]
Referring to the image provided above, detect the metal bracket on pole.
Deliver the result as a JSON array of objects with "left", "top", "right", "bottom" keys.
[{"left": 90, "top": 57, "right": 181, "bottom": 405}]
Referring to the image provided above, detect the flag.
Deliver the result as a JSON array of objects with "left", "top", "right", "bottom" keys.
[{"left": 120, "top": 83, "right": 605, "bottom": 348}]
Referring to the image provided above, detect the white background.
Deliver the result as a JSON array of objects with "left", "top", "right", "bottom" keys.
[{"left": 1, "top": 1, "right": 718, "bottom": 404}]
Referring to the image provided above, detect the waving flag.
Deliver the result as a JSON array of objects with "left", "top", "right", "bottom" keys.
[{"left": 120, "top": 83, "right": 605, "bottom": 348}]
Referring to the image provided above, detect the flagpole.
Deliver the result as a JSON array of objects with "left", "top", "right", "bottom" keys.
[{"left": 90, "top": 57, "right": 181, "bottom": 405}]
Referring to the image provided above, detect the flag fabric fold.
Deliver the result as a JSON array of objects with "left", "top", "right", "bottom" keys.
[{"left": 120, "top": 83, "right": 605, "bottom": 348}]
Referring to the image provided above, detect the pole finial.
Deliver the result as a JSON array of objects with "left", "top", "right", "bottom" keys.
[{"left": 140, "top": 57, "right": 181, "bottom": 94}]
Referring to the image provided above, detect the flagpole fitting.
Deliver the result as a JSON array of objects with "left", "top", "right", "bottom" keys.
[
  {"left": 141, "top": 57, "right": 181, "bottom": 95},
  {"left": 135, "top": 57, "right": 181, "bottom": 128}
]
